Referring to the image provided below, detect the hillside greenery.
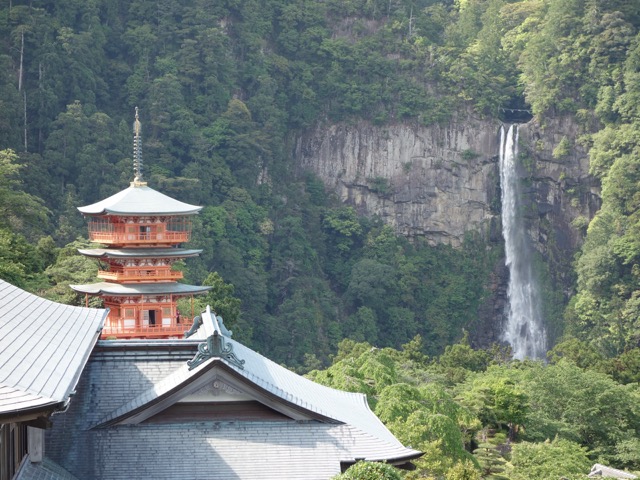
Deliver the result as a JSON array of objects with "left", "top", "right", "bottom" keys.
[
  {"left": 317, "top": 337, "right": 639, "bottom": 479},
  {"left": 2, "top": 0, "right": 640, "bottom": 477},
  {"left": 0, "top": 0, "right": 639, "bottom": 362}
]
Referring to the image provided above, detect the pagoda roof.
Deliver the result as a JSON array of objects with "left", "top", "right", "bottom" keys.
[
  {"left": 77, "top": 184, "right": 202, "bottom": 216},
  {"left": 0, "top": 279, "right": 106, "bottom": 422},
  {"left": 70, "top": 282, "right": 210, "bottom": 296},
  {"left": 77, "top": 248, "right": 202, "bottom": 259}
]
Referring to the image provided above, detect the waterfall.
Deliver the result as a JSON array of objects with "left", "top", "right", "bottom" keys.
[{"left": 499, "top": 125, "right": 546, "bottom": 359}]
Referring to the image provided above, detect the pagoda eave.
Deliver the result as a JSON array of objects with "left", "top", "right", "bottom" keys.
[
  {"left": 70, "top": 282, "right": 211, "bottom": 297},
  {"left": 78, "top": 185, "right": 202, "bottom": 216},
  {"left": 78, "top": 248, "right": 203, "bottom": 259}
]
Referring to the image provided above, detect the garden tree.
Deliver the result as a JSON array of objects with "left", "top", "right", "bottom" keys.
[
  {"left": 613, "top": 437, "right": 640, "bottom": 471},
  {"left": 507, "top": 438, "right": 591, "bottom": 480},
  {"left": 307, "top": 339, "right": 398, "bottom": 397},
  {"left": 514, "top": 360, "right": 640, "bottom": 463},
  {"left": 332, "top": 461, "right": 402, "bottom": 480},
  {"left": 455, "top": 369, "right": 528, "bottom": 441},
  {"left": 314, "top": 345, "right": 481, "bottom": 476},
  {"left": 472, "top": 442, "right": 509, "bottom": 480},
  {"left": 444, "top": 460, "right": 481, "bottom": 480}
]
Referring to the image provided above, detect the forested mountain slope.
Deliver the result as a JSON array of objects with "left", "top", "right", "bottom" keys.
[
  {"left": 0, "top": 0, "right": 639, "bottom": 369},
  {"left": 2, "top": 1, "right": 640, "bottom": 478}
]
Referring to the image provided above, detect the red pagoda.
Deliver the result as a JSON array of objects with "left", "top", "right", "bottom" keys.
[{"left": 71, "top": 108, "right": 210, "bottom": 339}]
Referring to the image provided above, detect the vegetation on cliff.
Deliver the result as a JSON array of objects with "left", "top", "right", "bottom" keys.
[
  {"left": 0, "top": 0, "right": 638, "bottom": 362},
  {"left": 2, "top": 0, "right": 640, "bottom": 477}
]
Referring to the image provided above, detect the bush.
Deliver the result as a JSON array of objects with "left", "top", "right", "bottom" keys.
[{"left": 333, "top": 461, "right": 403, "bottom": 480}]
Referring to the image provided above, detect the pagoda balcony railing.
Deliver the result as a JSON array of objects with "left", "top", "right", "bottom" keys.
[
  {"left": 101, "top": 318, "right": 194, "bottom": 339},
  {"left": 88, "top": 230, "right": 190, "bottom": 245},
  {"left": 97, "top": 269, "right": 184, "bottom": 282}
]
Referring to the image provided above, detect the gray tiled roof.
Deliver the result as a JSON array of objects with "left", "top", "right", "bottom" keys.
[
  {"left": 69, "top": 281, "right": 210, "bottom": 296},
  {"left": 589, "top": 464, "right": 638, "bottom": 479},
  {"left": 95, "top": 309, "right": 415, "bottom": 452},
  {"left": 0, "top": 280, "right": 107, "bottom": 419},
  {"left": 14, "top": 456, "right": 79, "bottom": 480},
  {"left": 77, "top": 248, "right": 203, "bottom": 259},
  {"left": 53, "top": 421, "right": 412, "bottom": 480},
  {"left": 77, "top": 185, "right": 202, "bottom": 216},
  {"left": 45, "top": 309, "right": 421, "bottom": 479}
]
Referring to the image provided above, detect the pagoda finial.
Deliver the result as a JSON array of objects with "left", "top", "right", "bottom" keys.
[{"left": 132, "top": 107, "right": 146, "bottom": 186}]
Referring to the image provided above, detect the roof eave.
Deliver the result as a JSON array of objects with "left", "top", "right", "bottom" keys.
[
  {"left": 0, "top": 400, "right": 63, "bottom": 424},
  {"left": 78, "top": 207, "right": 203, "bottom": 216}
]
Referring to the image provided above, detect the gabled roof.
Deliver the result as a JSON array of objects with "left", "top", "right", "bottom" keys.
[
  {"left": 44, "top": 308, "right": 421, "bottom": 478},
  {"left": 70, "top": 282, "right": 210, "bottom": 296},
  {"left": 77, "top": 184, "right": 202, "bottom": 216},
  {"left": 93, "top": 308, "right": 420, "bottom": 463},
  {"left": 77, "top": 248, "right": 203, "bottom": 259},
  {"left": 0, "top": 280, "right": 107, "bottom": 421}
]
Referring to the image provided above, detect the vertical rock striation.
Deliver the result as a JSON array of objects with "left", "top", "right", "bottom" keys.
[
  {"left": 294, "top": 115, "right": 599, "bottom": 349},
  {"left": 295, "top": 118, "right": 500, "bottom": 246}
]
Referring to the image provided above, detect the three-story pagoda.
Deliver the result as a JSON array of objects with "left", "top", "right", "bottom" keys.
[{"left": 71, "top": 109, "right": 210, "bottom": 339}]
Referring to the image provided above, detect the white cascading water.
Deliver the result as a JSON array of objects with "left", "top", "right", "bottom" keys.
[{"left": 499, "top": 125, "right": 546, "bottom": 359}]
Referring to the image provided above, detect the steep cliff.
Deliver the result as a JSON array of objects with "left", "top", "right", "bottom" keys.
[
  {"left": 295, "top": 115, "right": 599, "bottom": 347},
  {"left": 518, "top": 118, "right": 600, "bottom": 256},
  {"left": 295, "top": 116, "right": 501, "bottom": 246}
]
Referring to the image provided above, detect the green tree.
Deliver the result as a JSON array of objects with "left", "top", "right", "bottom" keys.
[
  {"left": 41, "top": 238, "right": 100, "bottom": 307},
  {"left": 332, "top": 461, "right": 402, "bottom": 480},
  {"left": 0, "top": 149, "right": 49, "bottom": 236},
  {"left": 183, "top": 271, "right": 243, "bottom": 331},
  {"left": 472, "top": 442, "right": 509, "bottom": 480},
  {"left": 508, "top": 438, "right": 591, "bottom": 480}
]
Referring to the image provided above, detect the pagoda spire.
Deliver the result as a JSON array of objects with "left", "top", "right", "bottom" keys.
[{"left": 132, "top": 107, "right": 146, "bottom": 186}]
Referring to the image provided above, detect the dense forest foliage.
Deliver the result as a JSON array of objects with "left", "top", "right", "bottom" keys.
[
  {"left": 320, "top": 337, "right": 640, "bottom": 479},
  {"left": 0, "top": 0, "right": 509, "bottom": 366},
  {"left": 1, "top": 0, "right": 640, "bottom": 476}
]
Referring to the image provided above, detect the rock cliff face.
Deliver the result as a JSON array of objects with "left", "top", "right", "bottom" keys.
[
  {"left": 294, "top": 114, "right": 600, "bottom": 348},
  {"left": 294, "top": 116, "right": 597, "bottom": 250},
  {"left": 518, "top": 117, "right": 600, "bottom": 257},
  {"left": 295, "top": 117, "right": 501, "bottom": 246}
]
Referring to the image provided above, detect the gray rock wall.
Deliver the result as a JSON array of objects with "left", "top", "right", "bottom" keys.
[
  {"left": 294, "top": 115, "right": 600, "bottom": 348},
  {"left": 294, "top": 116, "right": 598, "bottom": 252},
  {"left": 295, "top": 117, "right": 501, "bottom": 246}
]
